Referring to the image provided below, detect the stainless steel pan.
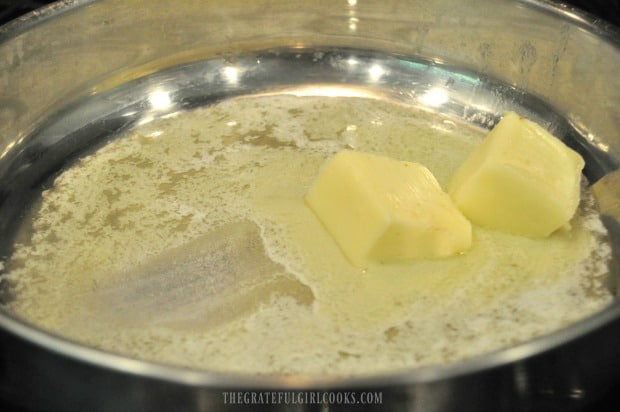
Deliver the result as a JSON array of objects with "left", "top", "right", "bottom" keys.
[{"left": 0, "top": 1, "right": 619, "bottom": 410}]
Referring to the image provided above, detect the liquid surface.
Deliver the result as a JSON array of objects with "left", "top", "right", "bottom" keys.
[{"left": 3, "top": 95, "right": 613, "bottom": 375}]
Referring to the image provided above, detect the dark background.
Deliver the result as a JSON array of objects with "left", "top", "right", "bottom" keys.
[{"left": 0, "top": 0, "right": 619, "bottom": 411}]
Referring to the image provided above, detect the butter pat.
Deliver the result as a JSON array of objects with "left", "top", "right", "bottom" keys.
[
  {"left": 448, "top": 112, "right": 585, "bottom": 238},
  {"left": 305, "top": 150, "right": 472, "bottom": 266}
]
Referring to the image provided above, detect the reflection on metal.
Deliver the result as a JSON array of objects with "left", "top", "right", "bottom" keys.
[
  {"left": 420, "top": 87, "right": 449, "bottom": 107},
  {"left": 148, "top": 89, "right": 173, "bottom": 111},
  {"left": 348, "top": 17, "right": 359, "bottom": 32},
  {"left": 347, "top": 0, "right": 358, "bottom": 32},
  {"left": 223, "top": 66, "right": 240, "bottom": 85},
  {"left": 568, "top": 387, "right": 585, "bottom": 400},
  {"left": 368, "top": 64, "right": 385, "bottom": 82},
  {"left": 346, "top": 57, "right": 359, "bottom": 67}
]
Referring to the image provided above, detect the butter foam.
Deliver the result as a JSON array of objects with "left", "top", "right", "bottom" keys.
[{"left": 3, "top": 95, "right": 613, "bottom": 375}]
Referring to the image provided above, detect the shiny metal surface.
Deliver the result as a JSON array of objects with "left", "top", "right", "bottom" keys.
[{"left": 0, "top": 0, "right": 619, "bottom": 410}]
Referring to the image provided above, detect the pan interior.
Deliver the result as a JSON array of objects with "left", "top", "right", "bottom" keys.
[{"left": 0, "top": 49, "right": 617, "bottom": 376}]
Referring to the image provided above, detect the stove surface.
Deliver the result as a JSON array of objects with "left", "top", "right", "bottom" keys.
[{"left": 0, "top": 1, "right": 619, "bottom": 411}]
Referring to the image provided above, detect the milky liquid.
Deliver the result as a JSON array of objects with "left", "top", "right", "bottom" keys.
[{"left": 3, "top": 95, "right": 613, "bottom": 375}]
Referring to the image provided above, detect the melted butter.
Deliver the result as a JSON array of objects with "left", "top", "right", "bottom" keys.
[{"left": 3, "top": 95, "right": 613, "bottom": 375}]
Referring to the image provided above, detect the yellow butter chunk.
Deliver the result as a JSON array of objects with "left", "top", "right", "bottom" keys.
[
  {"left": 305, "top": 150, "right": 472, "bottom": 266},
  {"left": 448, "top": 112, "right": 585, "bottom": 238}
]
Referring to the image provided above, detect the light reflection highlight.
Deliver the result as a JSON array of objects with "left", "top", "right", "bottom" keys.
[
  {"left": 420, "top": 87, "right": 449, "bottom": 107},
  {"left": 349, "top": 17, "right": 358, "bottom": 31},
  {"left": 347, "top": 0, "right": 358, "bottom": 32},
  {"left": 368, "top": 64, "right": 386, "bottom": 82},
  {"left": 223, "top": 66, "right": 240, "bottom": 84},
  {"left": 0, "top": 139, "right": 18, "bottom": 161},
  {"left": 148, "top": 89, "right": 173, "bottom": 111}
]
